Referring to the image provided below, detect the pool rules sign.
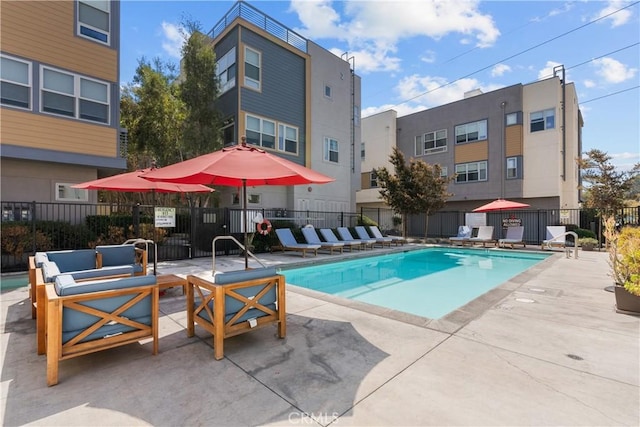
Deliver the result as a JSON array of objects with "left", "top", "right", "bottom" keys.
[{"left": 154, "top": 207, "right": 176, "bottom": 227}]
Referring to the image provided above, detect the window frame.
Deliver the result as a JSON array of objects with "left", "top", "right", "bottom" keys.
[
  {"left": 246, "top": 114, "right": 299, "bottom": 154},
  {"left": 530, "top": 108, "right": 555, "bottom": 132},
  {"left": 361, "top": 142, "right": 366, "bottom": 160},
  {"left": 455, "top": 120, "right": 487, "bottom": 144},
  {"left": 244, "top": 46, "right": 261, "bottom": 91},
  {"left": 455, "top": 161, "right": 488, "bottom": 183},
  {"left": 416, "top": 129, "right": 447, "bottom": 155},
  {"left": 77, "top": 0, "right": 111, "bottom": 45},
  {"left": 324, "top": 137, "right": 339, "bottom": 163},
  {"left": 0, "top": 54, "right": 31, "bottom": 110},
  {"left": 56, "top": 183, "right": 89, "bottom": 202},
  {"left": 40, "top": 65, "right": 110, "bottom": 124},
  {"left": 506, "top": 157, "right": 518, "bottom": 179},
  {"left": 278, "top": 123, "right": 299, "bottom": 155},
  {"left": 370, "top": 170, "right": 378, "bottom": 188},
  {"left": 216, "top": 47, "right": 236, "bottom": 94}
]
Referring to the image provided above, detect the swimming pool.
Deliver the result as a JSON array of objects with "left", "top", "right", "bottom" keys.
[{"left": 281, "top": 247, "right": 549, "bottom": 319}]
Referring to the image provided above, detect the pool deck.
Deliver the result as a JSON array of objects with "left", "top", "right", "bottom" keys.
[{"left": 2, "top": 245, "right": 639, "bottom": 426}]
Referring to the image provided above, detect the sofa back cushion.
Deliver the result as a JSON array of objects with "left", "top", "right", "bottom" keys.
[
  {"left": 96, "top": 244, "right": 136, "bottom": 267},
  {"left": 46, "top": 249, "right": 96, "bottom": 272},
  {"left": 42, "top": 260, "right": 62, "bottom": 283},
  {"left": 214, "top": 267, "right": 277, "bottom": 285},
  {"left": 55, "top": 274, "right": 156, "bottom": 296},
  {"left": 34, "top": 252, "right": 49, "bottom": 267}
]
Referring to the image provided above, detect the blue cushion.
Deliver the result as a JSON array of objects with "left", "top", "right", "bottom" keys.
[
  {"left": 96, "top": 245, "right": 136, "bottom": 267},
  {"left": 55, "top": 274, "right": 156, "bottom": 296},
  {"left": 42, "top": 261, "right": 61, "bottom": 282},
  {"left": 34, "top": 252, "right": 48, "bottom": 267},
  {"left": 46, "top": 249, "right": 96, "bottom": 272},
  {"left": 68, "top": 265, "right": 134, "bottom": 281},
  {"left": 214, "top": 267, "right": 278, "bottom": 285}
]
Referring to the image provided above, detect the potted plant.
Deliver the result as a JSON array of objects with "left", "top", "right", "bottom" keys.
[
  {"left": 604, "top": 216, "right": 640, "bottom": 314},
  {"left": 578, "top": 237, "right": 598, "bottom": 251}
]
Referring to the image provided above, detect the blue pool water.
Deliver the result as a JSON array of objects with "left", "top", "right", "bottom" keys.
[{"left": 281, "top": 247, "right": 549, "bottom": 319}]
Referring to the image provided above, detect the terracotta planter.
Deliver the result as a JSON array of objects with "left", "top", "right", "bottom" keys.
[{"left": 614, "top": 286, "right": 640, "bottom": 315}]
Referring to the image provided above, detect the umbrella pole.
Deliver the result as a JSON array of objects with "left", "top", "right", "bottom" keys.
[{"left": 243, "top": 179, "right": 249, "bottom": 269}]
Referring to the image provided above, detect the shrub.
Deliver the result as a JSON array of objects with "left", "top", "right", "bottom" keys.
[
  {"left": 605, "top": 217, "right": 640, "bottom": 296},
  {"left": 574, "top": 228, "right": 596, "bottom": 239},
  {"left": 1, "top": 225, "right": 52, "bottom": 257},
  {"left": 357, "top": 215, "right": 377, "bottom": 226}
]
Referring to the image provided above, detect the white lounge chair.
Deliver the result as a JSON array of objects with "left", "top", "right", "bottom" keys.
[
  {"left": 449, "top": 225, "right": 472, "bottom": 245},
  {"left": 498, "top": 226, "right": 526, "bottom": 248},
  {"left": 355, "top": 226, "right": 392, "bottom": 247},
  {"left": 542, "top": 226, "right": 566, "bottom": 250},
  {"left": 337, "top": 227, "right": 376, "bottom": 250},
  {"left": 320, "top": 229, "right": 362, "bottom": 251},
  {"left": 273, "top": 228, "right": 320, "bottom": 257},
  {"left": 368, "top": 226, "right": 405, "bottom": 245},
  {"left": 466, "top": 226, "right": 496, "bottom": 247},
  {"left": 301, "top": 227, "right": 344, "bottom": 254}
]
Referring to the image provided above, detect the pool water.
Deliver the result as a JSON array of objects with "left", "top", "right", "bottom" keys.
[
  {"left": 281, "top": 247, "right": 549, "bottom": 319},
  {"left": 0, "top": 274, "right": 29, "bottom": 291}
]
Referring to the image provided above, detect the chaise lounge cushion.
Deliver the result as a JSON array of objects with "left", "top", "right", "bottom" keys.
[
  {"left": 54, "top": 274, "right": 156, "bottom": 343},
  {"left": 197, "top": 267, "right": 279, "bottom": 324}
]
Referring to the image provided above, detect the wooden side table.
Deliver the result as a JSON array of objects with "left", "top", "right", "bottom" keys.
[{"left": 156, "top": 274, "right": 187, "bottom": 295}]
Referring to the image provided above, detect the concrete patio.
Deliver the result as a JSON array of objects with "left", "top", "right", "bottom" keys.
[{"left": 1, "top": 246, "right": 638, "bottom": 426}]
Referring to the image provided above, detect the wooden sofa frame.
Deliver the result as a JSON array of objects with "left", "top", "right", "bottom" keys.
[
  {"left": 45, "top": 281, "right": 159, "bottom": 386},
  {"left": 186, "top": 273, "right": 286, "bottom": 360}
]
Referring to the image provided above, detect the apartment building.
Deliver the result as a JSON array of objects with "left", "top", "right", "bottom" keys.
[
  {"left": 357, "top": 77, "right": 583, "bottom": 212},
  {"left": 1, "top": 1, "right": 124, "bottom": 208},
  {"left": 209, "top": 1, "right": 361, "bottom": 214}
]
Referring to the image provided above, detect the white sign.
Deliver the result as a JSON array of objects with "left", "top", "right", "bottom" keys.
[{"left": 154, "top": 207, "right": 176, "bottom": 227}]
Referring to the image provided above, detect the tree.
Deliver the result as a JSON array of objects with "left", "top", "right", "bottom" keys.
[
  {"left": 577, "top": 149, "right": 639, "bottom": 217},
  {"left": 179, "top": 20, "right": 222, "bottom": 159},
  {"left": 375, "top": 147, "right": 454, "bottom": 238}
]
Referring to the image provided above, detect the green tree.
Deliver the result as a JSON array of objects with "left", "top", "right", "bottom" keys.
[
  {"left": 577, "top": 149, "right": 639, "bottom": 217},
  {"left": 178, "top": 20, "right": 222, "bottom": 159},
  {"left": 376, "top": 147, "right": 454, "bottom": 238}
]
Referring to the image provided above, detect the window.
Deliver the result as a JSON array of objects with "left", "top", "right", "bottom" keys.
[
  {"left": 278, "top": 124, "right": 298, "bottom": 154},
  {"left": 77, "top": 0, "right": 110, "bottom": 44},
  {"left": 324, "top": 137, "right": 339, "bottom": 163},
  {"left": 246, "top": 115, "right": 275, "bottom": 149},
  {"left": 324, "top": 84, "right": 332, "bottom": 98},
  {"left": 244, "top": 46, "right": 261, "bottom": 90},
  {"left": 361, "top": 142, "right": 366, "bottom": 160},
  {"left": 248, "top": 194, "right": 260, "bottom": 204},
  {"left": 56, "top": 183, "right": 88, "bottom": 202},
  {"left": 455, "top": 120, "right": 487, "bottom": 144},
  {"left": 530, "top": 108, "right": 555, "bottom": 132},
  {"left": 440, "top": 166, "right": 448, "bottom": 177},
  {"left": 506, "top": 112, "right": 518, "bottom": 126},
  {"left": 416, "top": 129, "right": 447, "bottom": 155},
  {"left": 370, "top": 170, "right": 378, "bottom": 188},
  {"left": 1, "top": 55, "right": 31, "bottom": 109},
  {"left": 41, "top": 66, "right": 109, "bottom": 123},
  {"left": 507, "top": 157, "right": 518, "bottom": 179},
  {"left": 455, "top": 161, "right": 487, "bottom": 183},
  {"left": 222, "top": 117, "right": 235, "bottom": 145},
  {"left": 216, "top": 47, "right": 236, "bottom": 93}
]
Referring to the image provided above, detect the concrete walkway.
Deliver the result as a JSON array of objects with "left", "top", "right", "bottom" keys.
[{"left": 1, "top": 246, "right": 638, "bottom": 426}]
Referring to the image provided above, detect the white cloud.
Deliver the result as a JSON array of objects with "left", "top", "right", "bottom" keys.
[
  {"left": 592, "top": 57, "right": 638, "bottom": 84},
  {"left": 537, "top": 61, "right": 563, "bottom": 80},
  {"left": 393, "top": 74, "right": 502, "bottom": 108},
  {"left": 161, "top": 22, "right": 184, "bottom": 59},
  {"left": 611, "top": 151, "right": 640, "bottom": 160},
  {"left": 328, "top": 46, "right": 401, "bottom": 74},
  {"left": 583, "top": 79, "right": 596, "bottom": 88},
  {"left": 593, "top": 0, "right": 633, "bottom": 27},
  {"left": 290, "top": 0, "right": 500, "bottom": 73},
  {"left": 491, "top": 64, "right": 511, "bottom": 77},
  {"left": 362, "top": 103, "right": 426, "bottom": 119},
  {"left": 420, "top": 50, "right": 436, "bottom": 64}
]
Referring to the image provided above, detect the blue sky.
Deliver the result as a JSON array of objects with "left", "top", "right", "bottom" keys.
[{"left": 121, "top": 0, "right": 640, "bottom": 171}]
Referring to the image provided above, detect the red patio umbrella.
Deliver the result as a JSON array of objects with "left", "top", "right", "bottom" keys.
[
  {"left": 142, "top": 140, "right": 335, "bottom": 268},
  {"left": 472, "top": 198, "right": 530, "bottom": 213},
  {"left": 72, "top": 168, "right": 214, "bottom": 194}
]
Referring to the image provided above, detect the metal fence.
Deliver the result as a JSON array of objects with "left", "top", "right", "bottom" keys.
[{"left": 1, "top": 201, "right": 638, "bottom": 272}]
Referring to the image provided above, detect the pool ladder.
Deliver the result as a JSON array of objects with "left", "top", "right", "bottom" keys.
[
  {"left": 543, "top": 231, "right": 579, "bottom": 259},
  {"left": 211, "top": 235, "right": 266, "bottom": 274}
]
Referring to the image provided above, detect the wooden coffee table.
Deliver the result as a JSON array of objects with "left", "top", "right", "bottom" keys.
[{"left": 156, "top": 274, "right": 187, "bottom": 295}]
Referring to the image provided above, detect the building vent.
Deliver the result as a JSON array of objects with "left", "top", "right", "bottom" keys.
[{"left": 464, "top": 89, "right": 483, "bottom": 99}]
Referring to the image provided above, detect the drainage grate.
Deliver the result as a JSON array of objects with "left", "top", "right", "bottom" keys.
[{"left": 566, "top": 354, "right": 584, "bottom": 360}]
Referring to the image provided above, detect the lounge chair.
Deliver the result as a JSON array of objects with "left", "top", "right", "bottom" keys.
[
  {"left": 273, "top": 228, "right": 320, "bottom": 257},
  {"left": 466, "top": 226, "right": 496, "bottom": 247},
  {"left": 301, "top": 227, "right": 344, "bottom": 254},
  {"left": 319, "top": 228, "right": 362, "bottom": 251},
  {"left": 355, "top": 226, "right": 392, "bottom": 247},
  {"left": 449, "top": 225, "right": 472, "bottom": 245},
  {"left": 542, "top": 226, "right": 567, "bottom": 250},
  {"left": 368, "top": 226, "right": 405, "bottom": 245},
  {"left": 498, "top": 226, "right": 526, "bottom": 248},
  {"left": 337, "top": 227, "right": 376, "bottom": 250}
]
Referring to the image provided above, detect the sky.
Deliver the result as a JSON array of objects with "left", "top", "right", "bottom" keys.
[{"left": 120, "top": 0, "right": 640, "bottom": 171}]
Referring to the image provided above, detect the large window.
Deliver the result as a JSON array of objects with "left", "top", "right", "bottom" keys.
[
  {"left": 56, "top": 183, "right": 88, "bottom": 202},
  {"left": 244, "top": 46, "right": 261, "bottom": 90},
  {"left": 415, "top": 129, "right": 447, "bottom": 155},
  {"left": 77, "top": 0, "right": 110, "bottom": 44},
  {"left": 455, "top": 161, "right": 487, "bottom": 183},
  {"left": 278, "top": 124, "right": 298, "bottom": 154},
  {"left": 41, "top": 66, "right": 109, "bottom": 124},
  {"left": 216, "top": 47, "right": 236, "bottom": 94},
  {"left": 246, "top": 115, "right": 275, "bottom": 149},
  {"left": 1, "top": 55, "right": 31, "bottom": 109},
  {"left": 455, "top": 120, "right": 487, "bottom": 144},
  {"left": 530, "top": 108, "right": 555, "bottom": 132},
  {"left": 324, "top": 137, "right": 339, "bottom": 163}
]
